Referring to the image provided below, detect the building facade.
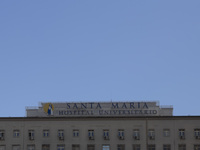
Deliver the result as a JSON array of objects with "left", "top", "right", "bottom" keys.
[{"left": 0, "top": 102, "right": 200, "bottom": 150}]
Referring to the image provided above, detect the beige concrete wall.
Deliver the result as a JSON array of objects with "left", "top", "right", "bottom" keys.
[{"left": 0, "top": 117, "right": 200, "bottom": 150}]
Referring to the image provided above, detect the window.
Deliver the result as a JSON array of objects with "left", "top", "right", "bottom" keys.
[
  {"left": 163, "top": 129, "right": 170, "bottom": 137},
  {"left": 117, "top": 144, "right": 125, "bottom": 150},
  {"left": 133, "top": 129, "right": 140, "bottom": 140},
  {"left": 103, "top": 130, "right": 109, "bottom": 140},
  {"left": 72, "top": 145, "right": 80, "bottom": 150},
  {"left": 148, "top": 144, "right": 155, "bottom": 150},
  {"left": 87, "top": 144, "right": 95, "bottom": 150},
  {"left": 0, "top": 130, "right": 5, "bottom": 140},
  {"left": 0, "top": 145, "right": 6, "bottom": 150},
  {"left": 12, "top": 145, "right": 20, "bottom": 150},
  {"left": 178, "top": 144, "right": 186, "bottom": 150},
  {"left": 194, "top": 145, "right": 200, "bottom": 150},
  {"left": 179, "top": 129, "right": 185, "bottom": 139},
  {"left": 133, "top": 144, "right": 140, "bottom": 150},
  {"left": 27, "top": 145, "right": 35, "bottom": 150},
  {"left": 58, "top": 130, "right": 64, "bottom": 140},
  {"left": 148, "top": 129, "right": 155, "bottom": 140},
  {"left": 57, "top": 145, "right": 65, "bottom": 150},
  {"left": 43, "top": 130, "right": 49, "bottom": 137},
  {"left": 13, "top": 130, "right": 20, "bottom": 138},
  {"left": 163, "top": 145, "right": 171, "bottom": 150},
  {"left": 194, "top": 129, "right": 200, "bottom": 139},
  {"left": 28, "top": 130, "right": 34, "bottom": 140},
  {"left": 102, "top": 145, "right": 110, "bottom": 150},
  {"left": 88, "top": 130, "right": 94, "bottom": 140},
  {"left": 42, "top": 144, "right": 50, "bottom": 150},
  {"left": 73, "top": 129, "right": 79, "bottom": 137},
  {"left": 118, "top": 129, "right": 124, "bottom": 140}
]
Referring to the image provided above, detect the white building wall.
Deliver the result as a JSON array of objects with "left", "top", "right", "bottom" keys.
[{"left": 0, "top": 117, "right": 200, "bottom": 150}]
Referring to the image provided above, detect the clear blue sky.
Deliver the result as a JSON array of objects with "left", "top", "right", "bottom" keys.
[{"left": 0, "top": 0, "right": 200, "bottom": 117}]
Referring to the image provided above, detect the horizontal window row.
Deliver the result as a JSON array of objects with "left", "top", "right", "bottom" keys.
[
  {"left": 0, "top": 128, "right": 200, "bottom": 141},
  {"left": 0, "top": 144, "right": 200, "bottom": 150}
]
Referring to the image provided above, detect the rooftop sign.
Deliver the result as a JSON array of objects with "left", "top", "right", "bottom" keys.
[{"left": 26, "top": 102, "right": 173, "bottom": 117}]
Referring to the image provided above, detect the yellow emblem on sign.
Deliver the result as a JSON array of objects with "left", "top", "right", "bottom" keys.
[{"left": 43, "top": 103, "right": 54, "bottom": 115}]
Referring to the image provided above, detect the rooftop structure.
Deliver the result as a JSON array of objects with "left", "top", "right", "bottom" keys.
[{"left": 26, "top": 101, "right": 173, "bottom": 117}]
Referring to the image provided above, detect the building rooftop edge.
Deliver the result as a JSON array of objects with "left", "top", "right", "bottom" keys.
[{"left": 0, "top": 116, "right": 200, "bottom": 120}]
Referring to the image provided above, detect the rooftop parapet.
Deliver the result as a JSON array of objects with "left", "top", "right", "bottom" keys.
[{"left": 26, "top": 101, "right": 173, "bottom": 117}]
